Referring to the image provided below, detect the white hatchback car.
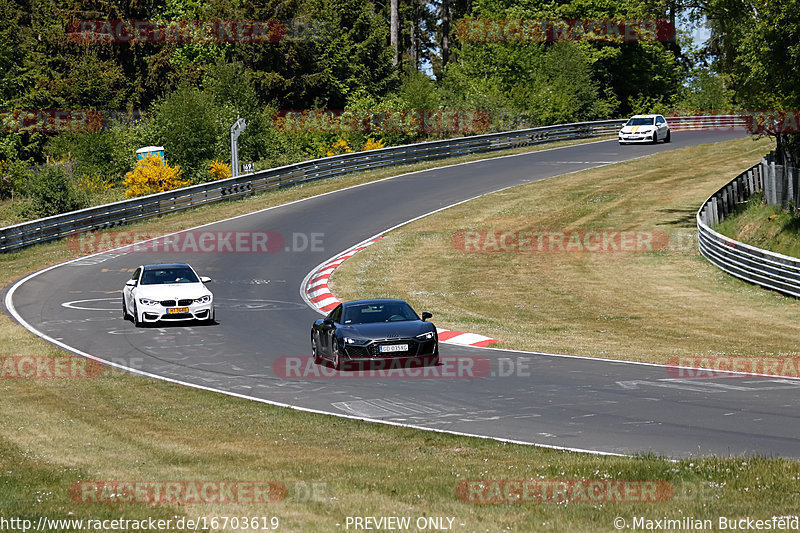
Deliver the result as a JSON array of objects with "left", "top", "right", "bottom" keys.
[
  {"left": 619, "top": 114, "right": 671, "bottom": 144},
  {"left": 122, "top": 263, "right": 214, "bottom": 326}
]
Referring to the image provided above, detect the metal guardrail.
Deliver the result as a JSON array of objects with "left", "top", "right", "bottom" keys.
[
  {"left": 1, "top": 114, "right": 747, "bottom": 253},
  {"left": 697, "top": 152, "right": 800, "bottom": 298}
]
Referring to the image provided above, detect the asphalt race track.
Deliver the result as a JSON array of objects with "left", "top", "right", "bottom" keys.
[{"left": 6, "top": 131, "right": 800, "bottom": 459}]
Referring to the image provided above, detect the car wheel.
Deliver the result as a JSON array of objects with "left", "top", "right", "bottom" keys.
[
  {"left": 312, "top": 333, "right": 322, "bottom": 364},
  {"left": 665, "top": 130, "right": 671, "bottom": 143},
  {"left": 122, "top": 298, "right": 129, "bottom": 320},
  {"left": 332, "top": 340, "right": 342, "bottom": 371},
  {"left": 133, "top": 302, "right": 142, "bottom": 328},
  {"left": 205, "top": 308, "right": 215, "bottom": 325},
  {"left": 652, "top": 132, "right": 658, "bottom": 144}
]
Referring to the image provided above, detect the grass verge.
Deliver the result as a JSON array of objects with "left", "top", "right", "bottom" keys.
[
  {"left": 716, "top": 192, "right": 800, "bottom": 258},
  {"left": 329, "top": 136, "right": 800, "bottom": 363},
  {"left": 2, "top": 135, "right": 799, "bottom": 532}
]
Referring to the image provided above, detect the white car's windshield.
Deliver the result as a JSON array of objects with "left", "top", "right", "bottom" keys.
[
  {"left": 625, "top": 117, "right": 655, "bottom": 126},
  {"left": 141, "top": 267, "right": 199, "bottom": 285},
  {"left": 343, "top": 303, "right": 419, "bottom": 324}
]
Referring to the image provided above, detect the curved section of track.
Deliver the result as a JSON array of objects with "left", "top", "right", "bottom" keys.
[{"left": 7, "top": 132, "right": 800, "bottom": 459}]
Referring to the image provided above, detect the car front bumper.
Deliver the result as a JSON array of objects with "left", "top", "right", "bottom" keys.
[
  {"left": 341, "top": 338, "right": 438, "bottom": 362},
  {"left": 619, "top": 133, "right": 658, "bottom": 143},
  {"left": 139, "top": 302, "right": 213, "bottom": 323}
]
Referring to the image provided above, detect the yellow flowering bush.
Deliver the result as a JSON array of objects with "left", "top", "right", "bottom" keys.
[
  {"left": 76, "top": 175, "right": 113, "bottom": 195},
  {"left": 362, "top": 138, "right": 385, "bottom": 151},
  {"left": 208, "top": 160, "right": 232, "bottom": 181},
  {"left": 123, "top": 156, "right": 188, "bottom": 198},
  {"left": 325, "top": 139, "right": 354, "bottom": 157}
]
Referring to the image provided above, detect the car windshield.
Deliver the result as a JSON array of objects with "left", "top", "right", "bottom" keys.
[
  {"left": 625, "top": 117, "right": 655, "bottom": 126},
  {"left": 140, "top": 267, "right": 199, "bottom": 285},
  {"left": 342, "top": 302, "right": 420, "bottom": 324}
]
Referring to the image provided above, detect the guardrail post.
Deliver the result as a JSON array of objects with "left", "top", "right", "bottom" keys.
[
  {"left": 710, "top": 196, "right": 719, "bottom": 225},
  {"left": 723, "top": 187, "right": 731, "bottom": 217},
  {"left": 739, "top": 175, "right": 748, "bottom": 201},
  {"left": 782, "top": 163, "right": 793, "bottom": 208}
]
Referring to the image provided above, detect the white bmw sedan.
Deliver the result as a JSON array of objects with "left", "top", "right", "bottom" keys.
[
  {"left": 618, "top": 114, "right": 671, "bottom": 144},
  {"left": 122, "top": 263, "right": 214, "bottom": 326}
]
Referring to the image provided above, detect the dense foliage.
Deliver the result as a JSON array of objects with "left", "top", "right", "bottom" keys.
[{"left": 1, "top": 0, "right": 784, "bottom": 218}]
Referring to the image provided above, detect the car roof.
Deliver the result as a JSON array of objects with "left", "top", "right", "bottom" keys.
[
  {"left": 142, "top": 263, "right": 192, "bottom": 270},
  {"left": 629, "top": 114, "right": 661, "bottom": 118}
]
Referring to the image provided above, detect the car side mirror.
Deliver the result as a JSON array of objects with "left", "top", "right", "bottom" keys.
[
  {"left": 422, "top": 312, "right": 432, "bottom": 321},
  {"left": 200, "top": 276, "right": 212, "bottom": 283},
  {"left": 125, "top": 279, "right": 137, "bottom": 287}
]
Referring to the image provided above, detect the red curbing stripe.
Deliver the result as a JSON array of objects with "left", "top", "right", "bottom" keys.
[
  {"left": 436, "top": 330, "right": 461, "bottom": 341},
  {"left": 471, "top": 339, "right": 496, "bottom": 348},
  {"left": 320, "top": 302, "right": 339, "bottom": 312},
  {"left": 310, "top": 292, "right": 334, "bottom": 303}
]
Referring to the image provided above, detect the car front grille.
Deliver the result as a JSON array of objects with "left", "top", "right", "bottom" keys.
[
  {"left": 159, "top": 299, "right": 195, "bottom": 307},
  {"left": 343, "top": 346, "right": 371, "bottom": 359},
  {"left": 369, "top": 341, "right": 419, "bottom": 357}
]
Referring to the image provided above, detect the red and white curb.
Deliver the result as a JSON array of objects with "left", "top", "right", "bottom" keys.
[
  {"left": 303, "top": 238, "right": 500, "bottom": 348},
  {"left": 305, "top": 238, "right": 384, "bottom": 314}
]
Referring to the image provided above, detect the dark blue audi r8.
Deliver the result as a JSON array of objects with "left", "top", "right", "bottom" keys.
[{"left": 311, "top": 299, "right": 439, "bottom": 370}]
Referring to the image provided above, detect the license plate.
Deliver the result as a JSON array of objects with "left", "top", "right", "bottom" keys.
[
  {"left": 380, "top": 344, "right": 408, "bottom": 353},
  {"left": 167, "top": 307, "right": 189, "bottom": 314}
]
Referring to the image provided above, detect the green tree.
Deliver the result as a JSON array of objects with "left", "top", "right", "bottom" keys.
[
  {"left": 145, "top": 86, "right": 236, "bottom": 182},
  {"left": 703, "top": 0, "right": 800, "bottom": 162},
  {"left": 28, "top": 164, "right": 88, "bottom": 217}
]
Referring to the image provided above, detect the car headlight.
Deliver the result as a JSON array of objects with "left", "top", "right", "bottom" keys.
[
  {"left": 138, "top": 298, "right": 159, "bottom": 306},
  {"left": 194, "top": 295, "right": 212, "bottom": 304},
  {"left": 344, "top": 337, "right": 369, "bottom": 345},
  {"left": 416, "top": 331, "right": 436, "bottom": 341}
]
